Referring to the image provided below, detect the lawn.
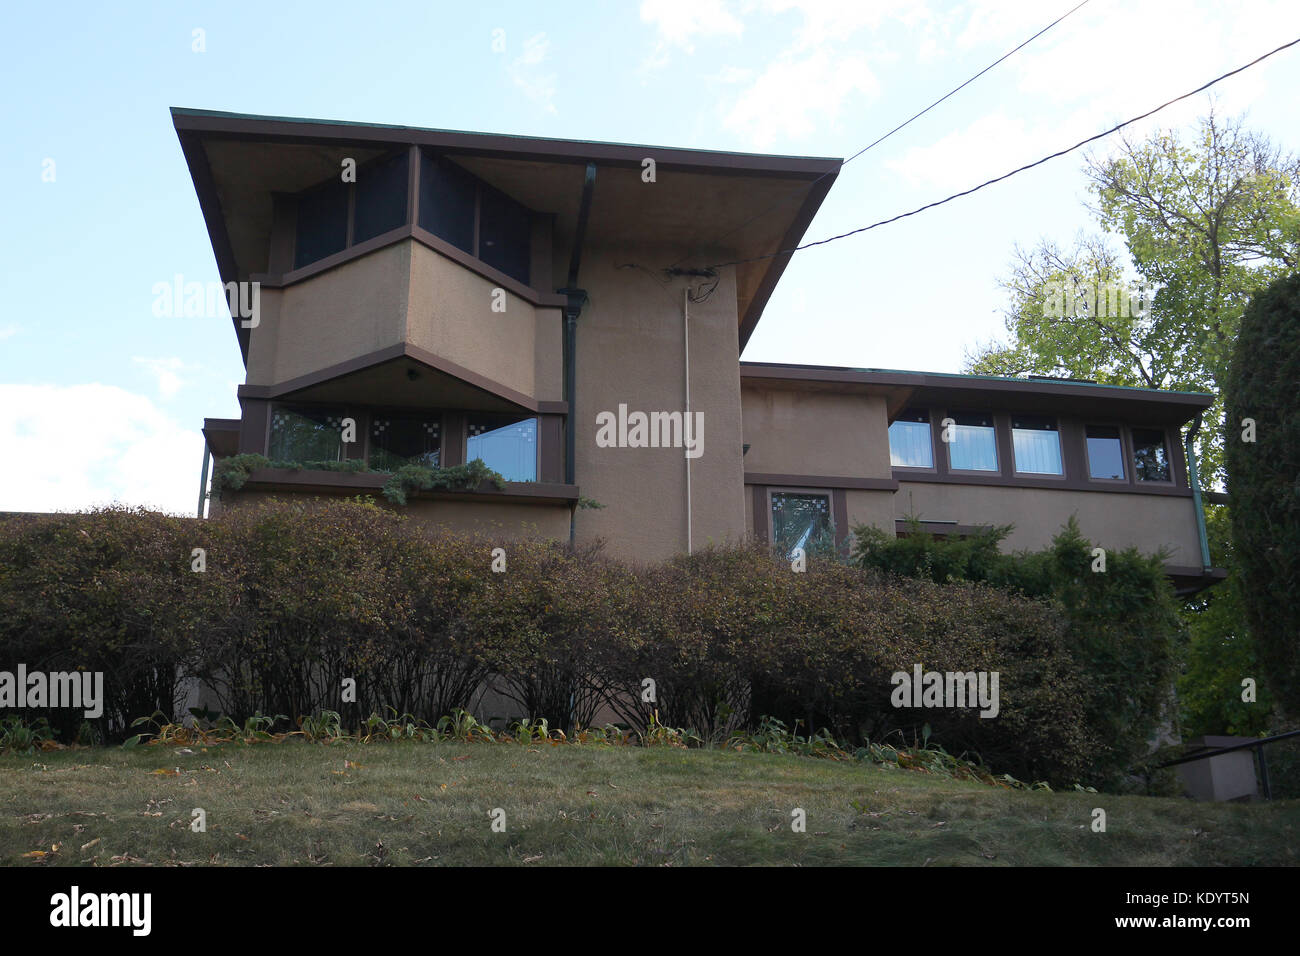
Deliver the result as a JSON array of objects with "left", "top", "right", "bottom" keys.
[{"left": 2, "top": 741, "right": 1297, "bottom": 866}]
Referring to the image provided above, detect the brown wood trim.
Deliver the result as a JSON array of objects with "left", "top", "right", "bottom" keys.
[
  {"left": 171, "top": 108, "right": 843, "bottom": 177},
  {"left": 237, "top": 399, "right": 270, "bottom": 454},
  {"left": 443, "top": 413, "right": 466, "bottom": 467},
  {"left": 239, "top": 343, "right": 568, "bottom": 416},
  {"left": 832, "top": 489, "right": 848, "bottom": 550},
  {"left": 405, "top": 144, "right": 420, "bottom": 226},
  {"left": 239, "top": 467, "right": 578, "bottom": 503},
  {"left": 248, "top": 223, "right": 567, "bottom": 309},
  {"left": 744, "top": 472, "right": 899, "bottom": 491},
  {"left": 895, "top": 471, "right": 1194, "bottom": 497},
  {"left": 539, "top": 414, "right": 564, "bottom": 483},
  {"left": 895, "top": 519, "right": 991, "bottom": 537},
  {"left": 751, "top": 485, "right": 768, "bottom": 543}
]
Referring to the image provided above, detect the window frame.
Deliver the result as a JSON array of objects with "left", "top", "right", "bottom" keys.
[
  {"left": 291, "top": 149, "right": 411, "bottom": 271},
  {"left": 1130, "top": 425, "right": 1175, "bottom": 485},
  {"left": 944, "top": 409, "right": 1001, "bottom": 475},
  {"left": 1082, "top": 422, "right": 1129, "bottom": 484},
  {"left": 888, "top": 408, "right": 937, "bottom": 472},
  {"left": 1010, "top": 413, "right": 1065, "bottom": 479}
]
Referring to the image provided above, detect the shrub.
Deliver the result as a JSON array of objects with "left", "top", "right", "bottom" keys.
[{"left": 1225, "top": 271, "right": 1300, "bottom": 718}]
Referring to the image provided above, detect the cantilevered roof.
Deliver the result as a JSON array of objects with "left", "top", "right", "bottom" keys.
[
  {"left": 171, "top": 107, "right": 841, "bottom": 361},
  {"left": 741, "top": 361, "right": 1216, "bottom": 424}
]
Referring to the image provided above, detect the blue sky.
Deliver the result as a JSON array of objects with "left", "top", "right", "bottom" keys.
[{"left": 3, "top": 0, "right": 1299, "bottom": 513}]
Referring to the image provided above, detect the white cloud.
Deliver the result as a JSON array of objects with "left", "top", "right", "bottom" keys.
[
  {"left": 724, "top": 51, "right": 880, "bottom": 147},
  {"left": 0, "top": 384, "right": 203, "bottom": 515},
  {"left": 133, "top": 356, "right": 191, "bottom": 400},
  {"left": 0, "top": 324, "right": 19, "bottom": 341},
  {"left": 508, "top": 32, "right": 558, "bottom": 114},
  {"left": 640, "top": 0, "right": 745, "bottom": 70}
]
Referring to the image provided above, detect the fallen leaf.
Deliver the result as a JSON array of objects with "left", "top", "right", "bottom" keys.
[
  {"left": 80, "top": 838, "right": 100, "bottom": 852},
  {"left": 522, "top": 854, "right": 543, "bottom": 863},
  {"left": 22, "top": 850, "right": 47, "bottom": 859},
  {"left": 150, "top": 768, "right": 181, "bottom": 776}
]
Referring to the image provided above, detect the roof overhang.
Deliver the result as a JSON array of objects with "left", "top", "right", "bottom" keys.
[
  {"left": 171, "top": 107, "right": 841, "bottom": 360},
  {"left": 741, "top": 362, "right": 1216, "bottom": 425}
]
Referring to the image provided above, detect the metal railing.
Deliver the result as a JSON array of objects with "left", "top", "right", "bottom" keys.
[{"left": 1154, "top": 728, "right": 1300, "bottom": 800}]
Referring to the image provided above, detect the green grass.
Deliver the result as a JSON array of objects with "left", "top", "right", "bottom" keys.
[{"left": 2, "top": 741, "right": 1297, "bottom": 866}]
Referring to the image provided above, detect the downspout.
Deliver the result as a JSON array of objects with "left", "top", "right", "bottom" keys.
[
  {"left": 1184, "top": 411, "right": 1213, "bottom": 572},
  {"left": 683, "top": 287, "right": 692, "bottom": 554},
  {"left": 197, "top": 443, "right": 211, "bottom": 518},
  {"left": 558, "top": 162, "right": 596, "bottom": 545}
]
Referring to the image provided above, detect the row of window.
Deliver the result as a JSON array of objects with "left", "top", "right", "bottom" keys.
[
  {"left": 888, "top": 411, "right": 1172, "bottom": 483},
  {"left": 293, "top": 149, "right": 533, "bottom": 285},
  {"left": 268, "top": 406, "right": 539, "bottom": 483}
]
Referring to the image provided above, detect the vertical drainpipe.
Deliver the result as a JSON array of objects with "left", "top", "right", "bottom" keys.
[
  {"left": 683, "top": 286, "right": 692, "bottom": 554},
  {"left": 1184, "top": 411, "right": 1213, "bottom": 572},
  {"left": 560, "top": 163, "right": 597, "bottom": 545}
]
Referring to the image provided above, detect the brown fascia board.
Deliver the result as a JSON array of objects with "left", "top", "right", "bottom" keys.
[
  {"left": 202, "top": 418, "right": 241, "bottom": 458},
  {"left": 236, "top": 342, "right": 568, "bottom": 415},
  {"left": 171, "top": 108, "right": 841, "bottom": 362},
  {"left": 740, "top": 362, "right": 1215, "bottom": 424}
]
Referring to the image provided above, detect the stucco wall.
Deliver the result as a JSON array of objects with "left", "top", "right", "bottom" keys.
[
  {"left": 741, "top": 387, "right": 892, "bottom": 479},
  {"left": 247, "top": 242, "right": 411, "bottom": 387},
  {"left": 895, "top": 481, "right": 1201, "bottom": 564},
  {"left": 569, "top": 246, "right": 747, "bottom": 562}
]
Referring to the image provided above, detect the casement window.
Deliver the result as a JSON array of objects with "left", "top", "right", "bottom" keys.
[
  {"left": 1131, "top": 427, "right": 1171, "bottom": 482},
  {"left": 369, "top": 413, "right": 441, "bottom": 472},
  {"left": 269, "top": 406, "right": 349, "bottom": 462},
  {"left": 294, "top": 151, "right": 410, "bottom": 269},
  {"left": 1085, "top": 425, "right": 1125, "bottom": 480},
  {"left": 947, "top": 412, "right": 998, "bottom": 472},
  {"left": 1011, "top": 415, "right": 1063, "bottom": 475},
  {"left": 467, "top": 414, "right": 538, "bottom": 482},
  {"left": 889, "top": 409, "right": 934, "bottom": 468},
  {"left": 771, "top": 492, "right": 830, "bottom": 557},
  {"left": 418, "top": 151, "right": 532, "bottom": 285}
]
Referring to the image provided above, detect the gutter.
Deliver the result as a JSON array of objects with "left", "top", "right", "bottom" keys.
[
  {"left": 1184, "top": 411, "right": 1213, "bottom": 573},
  {"left": 558, "top": 163, "right": 597, "bottom": 544}
]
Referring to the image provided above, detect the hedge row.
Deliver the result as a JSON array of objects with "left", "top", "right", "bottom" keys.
[{"left": 1, "top": 500, "right": 1098, "bottom": 784}]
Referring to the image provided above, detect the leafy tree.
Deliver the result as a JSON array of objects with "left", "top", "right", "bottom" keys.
[
  {"left": 967, "top": 108, "right": 1300, "bottom": 486},
  {"left": 1225, "top": 272, "right": 1300, "bottom": 718}
]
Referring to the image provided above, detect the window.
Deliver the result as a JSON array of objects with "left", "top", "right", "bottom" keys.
[
  {"left": 1011, "top": 415, "right": 1062, "bottom": 475},
  {"left": 771, "top": 492, "right": 831, "bottom": 557},
  {"left": 948, "top": 412, "right": 998, "bottom": 472},
  {"left": 353, "top": 151, "right": 409, "bottom": 244},
  {"left": 1132, "top": 428, "right": 1170, "bottom": 482},
  {"left": 269, "top": 406, "right": 348, "bottom": 462},
  {"left": 293, "top": 180, "right": 349, "bottom": 269},
  {"left": 467, "top": 414, "right": 537, "bottom": 482},
  {"left": 1085, "top": 425, "right": 1125, "bottom": 480},
  {"left": 369, "top": 413, "right": 440, "bottom": 472},
  {"left": 418, "top": 152, "right": 476, "bottom": 254},
  {"left": 889, "top": 410, "right": 933, "bottom": 468},
  {"left": 478, "top": 182, "right": 531, "bottom": 285}
]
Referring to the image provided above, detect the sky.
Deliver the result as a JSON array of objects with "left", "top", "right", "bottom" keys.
[{"left": 3, "top": 0, "right": 1299, "bottom": 515}]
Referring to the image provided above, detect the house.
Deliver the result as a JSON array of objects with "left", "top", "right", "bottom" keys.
[{"left": 178, "top": 108, "right": 1223, "bottom": 593}]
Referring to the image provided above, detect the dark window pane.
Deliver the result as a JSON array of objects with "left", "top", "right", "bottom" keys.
[
  {"left": 478, "top": 182, "right": 531, "bottom": 284},
  {"left": 269, "top": 406, "right": 346, "bottom": 462},
  {"left": 467, "top": 414, "right": 537, "bottom": 482},
  {"left": 771, "top": 493, "right": 831, "bottom": 558},
  {"left": 294, "top": 181, "right": 349, "bottom": 269},
  {"left": 1132, "top": 428, "right": 1170, "bottom": 482},
  {"left": 889, "top": 410, "right": 933, "bottom": 468},
  {"left": 1012, "top": 415, "right": 1061, "bottom": 475},
  {"left": 1086, "top": 425, "right": 1125, "bottom": 480},
  {"left": 353, "top": 151, "right": 409, "bottom": 244},
  {"left": 418, "top": 152, "right": 476, "bottom": 254},
  {"left": 369, "top": 413, "right": 440, "bottom": 472},
  {"left": 948, "top": 412, "right": 998, "bottom": 471}
]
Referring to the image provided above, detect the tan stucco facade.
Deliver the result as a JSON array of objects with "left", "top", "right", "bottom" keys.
[{"left": 895, "top": 481, "right": 1202, "bottom": 564}]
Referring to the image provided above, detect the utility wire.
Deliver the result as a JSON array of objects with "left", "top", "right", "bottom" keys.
[
  {"left": 667, "top": 0, "right": 1093, "bottom": 270},
  {"left": 703, "top": 34, "right": 1300, "bottom": 271}
]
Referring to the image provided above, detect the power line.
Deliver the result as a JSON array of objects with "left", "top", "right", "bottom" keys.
[
  {"left": 667, "top": 0, "right": 1093, "bottom": 270},
  {"left": 703, "top": 34, "right": 1300, "bottom": 272}
]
